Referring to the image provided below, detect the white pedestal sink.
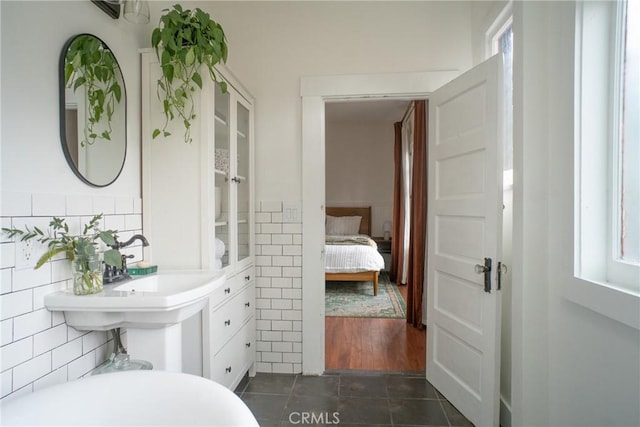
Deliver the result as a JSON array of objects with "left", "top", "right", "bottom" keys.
[{"left": 45, "top": 270, "right": 225, "bottom": 372}]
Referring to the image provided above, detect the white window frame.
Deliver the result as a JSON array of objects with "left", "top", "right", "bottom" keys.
[
  {"left": 486, "top": 1, "right": 513, "bottom": 189},
  {"left": 570, "top": 0, "right": 640, "bottom": 330},
  {"left": 608, "top": 0, "right": 639, "bottom": 285},
  {"left": 485, "top": 2, "right": 512, "bottom": 61}
]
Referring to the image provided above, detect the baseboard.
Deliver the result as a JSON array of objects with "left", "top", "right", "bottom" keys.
[{"left": 500, "top": 395, "right": 512, "bottom": 427}]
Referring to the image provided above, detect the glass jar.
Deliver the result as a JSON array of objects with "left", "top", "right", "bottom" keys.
[{"left": 73, "top": 253, "right": 103, "bottom": 295}]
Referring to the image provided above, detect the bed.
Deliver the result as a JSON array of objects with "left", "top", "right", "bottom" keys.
[{"left": 325, "top": 207, "right": 385, "bottom": 296}]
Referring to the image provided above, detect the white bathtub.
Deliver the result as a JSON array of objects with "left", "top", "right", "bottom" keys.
[{"left": 0, "top": 370, "right": 258, "bottom": 426}]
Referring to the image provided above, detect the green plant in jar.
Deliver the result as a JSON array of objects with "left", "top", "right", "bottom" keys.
[{"left": 3, "top": 214, "right": 122, "bottom": 295}]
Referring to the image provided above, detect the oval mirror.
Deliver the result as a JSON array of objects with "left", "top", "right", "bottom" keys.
[{"left": 59, "top": 34, "right": 126, "bottom": 187}]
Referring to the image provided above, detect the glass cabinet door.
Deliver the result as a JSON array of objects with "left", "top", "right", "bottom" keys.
[
  {"left": 214, "top": 84, "right": 231, "bottom": 269},
  {"left": 235, "top": 99, "right": 251, "bottom": 264}
]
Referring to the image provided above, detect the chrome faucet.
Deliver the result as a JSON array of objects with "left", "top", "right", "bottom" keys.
[{"left": 103, "top": 234, "right": 150, "bottom": 284}]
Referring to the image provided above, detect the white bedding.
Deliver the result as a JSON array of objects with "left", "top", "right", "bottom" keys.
[{"left": 324, "top": 235, "right": 385, "bottom": 273}]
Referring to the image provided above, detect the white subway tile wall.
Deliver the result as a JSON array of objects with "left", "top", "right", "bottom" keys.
[
  {"left": 254, "top": 201, "right": 303, "bottom": 374},
  {"left": 0, "top": 192, "right": 143, "bottom": 400}
]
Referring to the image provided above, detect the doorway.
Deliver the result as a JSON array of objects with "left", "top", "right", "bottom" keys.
[
  {"left": 300, "top": 70, "right": 458, "bottom": 376},
  {"left": 323, "top": 99, "right": 426, "bottom": 372},
  {"left": 302, "top": 55, "right": 509, "bottom": 426}
]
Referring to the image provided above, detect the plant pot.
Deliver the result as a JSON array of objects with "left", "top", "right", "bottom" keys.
[{"left": 73, "top": 253, "right": 103, "bottom": 295}]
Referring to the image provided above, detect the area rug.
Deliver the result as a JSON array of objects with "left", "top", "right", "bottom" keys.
[{"left": 325, "top": 272, "right": 406, "bottom": 318}]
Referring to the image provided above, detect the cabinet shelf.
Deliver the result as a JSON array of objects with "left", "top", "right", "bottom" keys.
[
  {"left": 215, "top": 169, "right": 228, "bottom": 176},
  {"left": 214, "top": 113, "right": 227, "bottom": 126},
  {"left": 215, "top": 221, "right": 229, "bottom": 227},
  {"left": 237, "top": 130, "right": 246, "bottom": 139}
]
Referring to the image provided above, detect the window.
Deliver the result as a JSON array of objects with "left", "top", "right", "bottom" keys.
[
  {"left": 575, "top": 0, "right": 639, "bottom": 293},
  {"left": 497, "top": 25, "right": 513, "bottom": 186},
  {"left": 487, "top": 3, "right": 513, "bottom": 186},
  {"left": 614, "top": 0, "right": 639, "bottom": 266}
]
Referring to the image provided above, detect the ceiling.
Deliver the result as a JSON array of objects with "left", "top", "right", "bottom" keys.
[{"left": 325, "top": 99, "right": 411, "bottom": 125}]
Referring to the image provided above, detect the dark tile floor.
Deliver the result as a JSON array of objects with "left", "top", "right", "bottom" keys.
[{"left": 235, "top": 371, "right": 473, "bottom": 427}]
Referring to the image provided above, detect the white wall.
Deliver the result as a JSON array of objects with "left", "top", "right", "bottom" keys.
[
  {"left": 471, "top": 2, "right": 640, "bottom": 425},
  {"left": 325, "top": 114, "right": 397, "bottom": 237},
  {"left": 471, "top": 1, "right": 509, "bottom": 66},
  {"left": 1, "top": 1, "right": 148, "bottom": 399},
  {"left": 1, "top": 1, "right": 149, "bottom": 197},
  {"left": 149, "top": 1, "right": 476, "bottom": 203},
  {"left": 512, "top": 2, "right": 640, "bottom": 426}
]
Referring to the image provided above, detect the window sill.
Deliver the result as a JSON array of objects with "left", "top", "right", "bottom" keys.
[{"left": 563, "top": 277, "right": 640, "bottom": 330}]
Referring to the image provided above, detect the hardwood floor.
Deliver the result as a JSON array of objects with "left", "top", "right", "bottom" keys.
[{"left": 325, "top": 283, "right": 426, "bottom": 372}]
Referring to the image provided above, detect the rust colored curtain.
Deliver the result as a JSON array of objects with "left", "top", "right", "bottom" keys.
[
  {"left": 406, "top": 100, "right": 427, "bottom": 328},
  {"left": 390, "top": 121, "right": 404, "bottom": 283}
]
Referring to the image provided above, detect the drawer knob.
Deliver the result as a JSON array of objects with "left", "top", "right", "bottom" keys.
[
  {"left": 245, "top": 302, "right": 250, "bottom": 308},
  {"left": 245, "top": 275, "right": 250, "bottom": 281},
  {"left": 225, "top": 366, "right": 232, "bottom": 373},
  {"left": 224, "top": 287, "right": 231, "bottom": 294},
  {"left": 245, "top": 342, "right": 251, "bottom": 348},
  {"left": 224, "top": 319, "right": 231, "bottom": 326}
]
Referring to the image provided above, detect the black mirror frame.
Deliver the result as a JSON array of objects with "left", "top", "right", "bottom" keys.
[{"left": 59, "top": 33, "right": 127, "bottom": 188}]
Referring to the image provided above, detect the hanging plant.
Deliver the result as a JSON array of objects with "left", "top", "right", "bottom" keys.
[
  {"left": 151, "top": 4, "right": 229, "bottom": 143},
  {"left": 64, "top": 35, "right": 123, "bottom": 147}
]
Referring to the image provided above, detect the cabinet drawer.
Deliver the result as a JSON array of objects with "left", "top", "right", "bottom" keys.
[
  {"left": 211, "top": 284, "right": 254, "bottom": 354},
  {"left": 209, "top": 266, "right": 254, "bottom": 309},
  {"left": 212, "top": 318, "right": 255, "bottom": 389},
  {"left": 236, "top": 266, "right": 255, "bottom": 288}
]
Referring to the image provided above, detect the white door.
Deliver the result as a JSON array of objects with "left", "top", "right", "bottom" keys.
[{"left": 426, "top": 54, "right": 504, "bottom": 427}]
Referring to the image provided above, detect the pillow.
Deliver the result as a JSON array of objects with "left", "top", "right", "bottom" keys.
[{"left": 326, "top": 215, "right": 362, "bottom": 235}]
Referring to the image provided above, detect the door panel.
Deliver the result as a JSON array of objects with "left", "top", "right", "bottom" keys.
[
  {"left": 435, "top": 271, "right": 484, "bottom": 331},
  {"left": 433, "top": 326, "right": 482, "bottom": 394},
  {"left": 426, "top": 54, "right": 503, "bottom": 427},
  {"left": 436, "top": 216, "right": 485, "bottom": 260},
  {"left": 436, "top": 150, "right": 486, "bottom": 198},
  {"left": 437, "top": 84, "right": 487, "bottom": 140}
]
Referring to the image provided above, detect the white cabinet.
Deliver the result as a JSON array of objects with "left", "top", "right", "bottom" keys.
[
  {"left": 205, "top": 266, "right": 255, "bottom": 389},
  {"left": 141, "top": 50, "right": 255, "bottom": 388}
]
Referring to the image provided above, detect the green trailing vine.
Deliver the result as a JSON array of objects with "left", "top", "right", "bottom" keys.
[
  {"left": 64, "top": 35, "right": 123, "bottom": 147},
  {"left": 151, "top": 4, "right": 229, "bottom": 143}
]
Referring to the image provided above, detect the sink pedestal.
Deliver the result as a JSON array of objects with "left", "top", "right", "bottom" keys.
[
  {"left": 44, "top": 271, "right": 226, "bottom": 374},
  {"left": 127, "top": 324, "right": 182, "bottom": 371}
]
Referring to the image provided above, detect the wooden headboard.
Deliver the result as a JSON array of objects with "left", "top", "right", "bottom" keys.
[{"left": 326, "top": 206, "right": 372, "bottom": 236}]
